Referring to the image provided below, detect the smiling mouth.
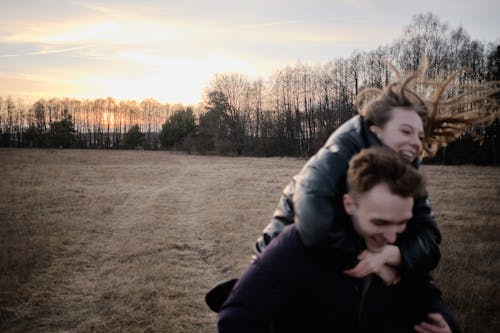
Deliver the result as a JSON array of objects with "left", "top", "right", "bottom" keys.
[
  {"left": 371, "top": 236, "right": 387, "bottom": 249},
  {"left": 400, "top": 150, "right": 416, "bottom": 161}
]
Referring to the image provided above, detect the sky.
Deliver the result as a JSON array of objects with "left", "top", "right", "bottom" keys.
[{"left": 0, "top": 0, "right": 499, "bottom": 105}]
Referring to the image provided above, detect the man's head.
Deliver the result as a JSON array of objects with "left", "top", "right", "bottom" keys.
[{"left": 343, "top": 147, "right": 425, "bottom": 252}]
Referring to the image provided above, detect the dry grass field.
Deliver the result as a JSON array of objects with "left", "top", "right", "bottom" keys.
[{"left": 0, "top": 148, "right": 498, "bottom": 332}]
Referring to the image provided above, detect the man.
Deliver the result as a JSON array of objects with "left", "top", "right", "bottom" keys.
[{"left": 217, "top": 147, "right": 459, "bottom": 333}]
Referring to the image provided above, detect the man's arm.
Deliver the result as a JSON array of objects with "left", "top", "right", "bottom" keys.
[
  {"left": 414, "top": 313, "right": 453, "bottom": 333},
  {"left": 401, "top": 273, "right": 461, "bottom": 333}
]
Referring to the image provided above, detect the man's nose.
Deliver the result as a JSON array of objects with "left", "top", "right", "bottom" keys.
[{"left": 383, "top": 231, "right": 397, "bottom": 244}]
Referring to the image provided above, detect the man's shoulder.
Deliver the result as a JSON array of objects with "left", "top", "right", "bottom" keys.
[
  {"left": 261, "top": 225, "right": 303, "bottom": 256},
  {"left": 255, "top": 225, "right": 313, "bottom": 273}
]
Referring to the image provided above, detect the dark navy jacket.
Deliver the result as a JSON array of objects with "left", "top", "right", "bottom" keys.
[{"left": 221, "top": 226, "right": 459, "bottom": 333}]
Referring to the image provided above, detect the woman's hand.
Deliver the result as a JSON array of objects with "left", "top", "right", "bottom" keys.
[
  {"left": 343, "top": 245, "right": 402, "bottom": 285},
  {"left": 414, "top": 313, "right": 452, "bottom": 333}
]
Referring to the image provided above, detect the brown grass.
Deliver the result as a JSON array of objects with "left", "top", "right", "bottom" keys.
[
  {"left": 0, "top": 149, "right": 498, "bottom": 332},
  {"left": 424, "top": 165, "right": 500, "bottom": 333}
]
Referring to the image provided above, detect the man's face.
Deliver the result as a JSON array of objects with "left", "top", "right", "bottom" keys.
[{"left": 343, "top": 182, "right": 413, "bottom": 252}]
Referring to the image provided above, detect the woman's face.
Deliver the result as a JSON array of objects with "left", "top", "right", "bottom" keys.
[{"left": 370, "top": 107, "right": 424, "bottom": 162}]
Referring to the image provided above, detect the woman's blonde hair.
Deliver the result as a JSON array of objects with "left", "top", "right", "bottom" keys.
[{"left": 355, "top": 56, "right": 500, "bottom": 158}]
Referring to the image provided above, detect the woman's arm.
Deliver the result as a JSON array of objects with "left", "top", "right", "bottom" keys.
[
  {"left": 344, "top": 246, "right": 402, "bottom": 285},
  {"left": 254, "top": 181, "right": 295, "bottom": 255},
  {"left": 256, "top": 118, "right": 441, "bottom": 276},
  {"left": 396, "top": 194, "right": 441, "bottom": 273}
]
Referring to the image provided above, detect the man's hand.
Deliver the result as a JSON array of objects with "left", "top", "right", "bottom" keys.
[
  {"left": 343, "top": 246, "right": 402, "bottom": 285},
  {"left": 414, "top": 313, "right": 452, "bottom": 333}
]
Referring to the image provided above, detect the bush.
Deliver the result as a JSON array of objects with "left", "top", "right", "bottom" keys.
[
  {"left": 123, "top": 124, "right": 146, "bottom": 149},
  {"left": 47, "top": 113, "right": 76, "bottom": 148},
  {"left": 160, "top": 108, "right": 196, "bottom": 150}
]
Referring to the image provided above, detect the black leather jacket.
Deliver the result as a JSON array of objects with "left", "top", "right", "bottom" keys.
[{"left": 255, "top": 115, "right": 441, "bottom": 273}]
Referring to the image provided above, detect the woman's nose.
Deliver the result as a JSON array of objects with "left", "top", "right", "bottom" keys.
[{"left": 411, "top": 134, "right": 422, "bottom": 151}]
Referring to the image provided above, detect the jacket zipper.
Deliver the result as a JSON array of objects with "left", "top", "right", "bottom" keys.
[{"left": 357, "top": 275, "right": 373, "bottom": 332}]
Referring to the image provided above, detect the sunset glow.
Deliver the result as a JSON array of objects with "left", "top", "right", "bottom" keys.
[
  {"left": 1, "top": 0, "right": 498, "bottom": 105},
  {"left": 102, "top": 111, "right": 115, "bottom": 127}
]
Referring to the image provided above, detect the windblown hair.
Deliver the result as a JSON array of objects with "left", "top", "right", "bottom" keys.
[
  {"left": 347, "top": 147, "right": 425, "bottom": 201},
  {"left": 355, "top": 56, "right": 500, "bottom": 157}
]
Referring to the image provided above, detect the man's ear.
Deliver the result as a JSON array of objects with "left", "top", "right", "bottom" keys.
[
  {"left": 369, "top": 125, "right": 381, "bottom": 138},
  {"left": 343, "top": 193, "right": 354, "bottom": 215}
]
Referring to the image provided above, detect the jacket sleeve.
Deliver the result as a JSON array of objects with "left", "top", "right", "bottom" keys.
[
  {"left": 255, "top": 145, "right": 362, "bottom": 267},
  {"left": 400, "top": 273, "right": 461, "bottom": 333},
  {"left": 254, "top": 116, "right": 364, "bottom": 258},
  {"left": 293, "top": 147, "right": 349, "bottom": 246},
  {"left": 292, "top": 147, "right": 362, "bottom": 268},
  {"left": 254, "top": 181, "right": 295, "bottom": 255},
  {"left": 396, "top": 194, "right": 441, "bottom": 274},
  {"left": 255, "top": 116, "right": 441, "bottom": 274}
]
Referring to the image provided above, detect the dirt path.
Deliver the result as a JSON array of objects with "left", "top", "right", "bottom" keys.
[{"left": 2, "top": 150, "right": 301, "bottom": 332}]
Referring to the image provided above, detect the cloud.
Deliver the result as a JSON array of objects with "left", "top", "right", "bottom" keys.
[
  {"left": 73, "top": 1, "right": 125, "bottom": 16},
  {"left": 0, "top": 72, "right": 84, "bottom": 99}
]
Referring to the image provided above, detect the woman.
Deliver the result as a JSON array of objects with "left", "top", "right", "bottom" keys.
[{"left": 254, "top": 58, "right": 500, "bottom": 284}]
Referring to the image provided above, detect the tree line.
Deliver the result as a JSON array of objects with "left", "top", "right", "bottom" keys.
[{"left": 1, "top": 13, "right": 499, "bottom": 164}]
